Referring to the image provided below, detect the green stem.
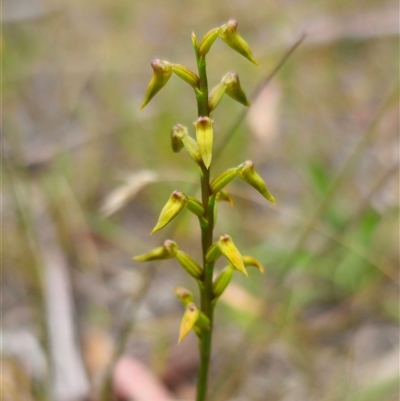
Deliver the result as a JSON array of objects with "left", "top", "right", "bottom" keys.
[
  {"left": 197, "top": 56, "right": 209, "bottom": 116},
  {"left": 195, "top": 53, "right": 214, "bottom": 401}
]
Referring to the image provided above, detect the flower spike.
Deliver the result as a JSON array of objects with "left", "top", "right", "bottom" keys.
[
  {"left": 137, "top": 22, "right": 270, "bottom": 387},
  {"left": 141, "top": 59, "right": 173, "bottom": 109},
  {"left": 218, "top": 20, "right": 259, "bottom": 66}
]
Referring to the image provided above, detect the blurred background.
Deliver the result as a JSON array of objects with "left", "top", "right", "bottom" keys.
[{"left": 2, "top": 0, "right": 399, "bottom": 400}]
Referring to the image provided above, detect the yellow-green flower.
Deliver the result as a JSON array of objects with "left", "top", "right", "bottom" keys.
[
  {"left": 194, "top": 116, "right": 214, "bottom": 169},
  {"left": 133, "top": 239, "right": 178, "bottom": 262},
  {"left": 178, "top": 304, "right": 200, "bottom": 343},
  {"left": 141, "top": 59, "right": 173, "bottom": 109},
  {"left": 221, "top": 72, "right": 250, "bottom": 107},
  {"left": 217, "top": 234, "right": 247, "bottom": 276},
  {"left": 237, "top": 161, "right": 275, "bottom": 203},
  {"left": 218, "top": 20, "right": 259, "bottom": 66},
  {"left": 151, "top": 191, "right": 188, "bottom": 234}
]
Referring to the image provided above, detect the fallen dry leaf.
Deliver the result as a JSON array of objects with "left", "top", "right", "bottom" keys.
[
  {"left": 82, "top": 327, "right": 114, "bottom": 381},
  {"left": 220, "top": 282, "right": 263, "bottom": 317},
  {"left": 113, "top": 357, "right": 174, "bottom": 401},
  {"left": 100, "top": 170, "right": 158, "bottom": 217},
  {"left": 246, "top": 80, "right": 282, "bottom": 146}
]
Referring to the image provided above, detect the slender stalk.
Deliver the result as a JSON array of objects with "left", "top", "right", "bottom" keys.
[{"left": 195, "top": 53, "right": 215, "bottom": 401}]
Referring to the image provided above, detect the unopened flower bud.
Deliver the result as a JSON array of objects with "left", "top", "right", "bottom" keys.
[
  {"left": 171, "top": 64, "right": 200, "bottom": 90},
  {"left": 221, "top": 72, "right": 250, "bottom": 107},
  {"left": 171, "top": 124, "right": 188, "bottom": 153},
  {"left": 210, "top": 168, "right": 238, "bottom": 194},
  {"left": 176, "top": 250, "right": 203, "bottom": 279},
  {"left": 218, "top": 20, "right": 259, "bottom": 66},
  {"left": 174, "top": 287, "right": 194, "bottom": 307},
  {"left": 196, "top": 312, "right": 211, "bottom": 330},
  {"left": 237, "top": 161, "right": 275, "bottom": 204},
  {"left": 208, "top": 82, "right": 227, "bottom": 113},
  {"left": 151, "top": 191, "right": 188, "bottom": 234},
  {"left": 193, "top": 325, "right": 202, "bottom": 338},
  {"left": 213, "top": 265, "right": 235, "bottom": 298},
  {"left": 171, "top": 124, "right": 202, "bottom": 163},
  {"left": 194, "top": 117, "right": 214, "bottom": 169},
  {"left": 178, "top": 304, "right": 200, "bottom": 343},
  {"left": 141, "top": 59, "right": 173, "bottom": 109},
  {"left": 242, "top": 255, "right": 264, "bottom": 273},
  {"left": 191, "top": 32, "right": 198, "bottom": 51},
  {"left": 133, "top": 239, "right": 178, "bottom": 262},
  {"left": 199, "top": 27, "right": 219, "bottom": 57},
  {"left": 217, "top": 234, "right": 247, "bottom": 276},
  {"left": 186, "top": 196, "right": 205, "bottom": 217},
  {"left": 182, "top": 135, "right": 202, "bottom": 164},
  {"left": 206, "top": 242, "right": 222, "bottom": 263}
]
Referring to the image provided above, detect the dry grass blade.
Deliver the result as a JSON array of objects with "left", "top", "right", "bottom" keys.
[
  {"left": 38, "top": 209, "right": 90, "bottom": 401},
  {"left": 100, "top": 170, "right": 158, "bottom": 217},
  {"left": 213, "top": 33, "right": 306, "bottom": 161}
]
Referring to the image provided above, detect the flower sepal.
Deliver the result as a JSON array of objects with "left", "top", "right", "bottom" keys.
[
  {"left": 141, "top": 59, "right": 173, "bottom": 109},
  {"left": 199, "top": 27, "right": 219, "bottom": 56},
  {"left": 222, "top": 72, "right": 250, "bottom": 107},
  {"left": 237, "top": 161, "right": 275, "bottom": 203},
  {"left": 133, "top": 239, "right": 178, "bottom": 262},
  {"left": 178, "top": 304, "right": 200, "bottom": 343},
  {"left": 210, "top": 168, "right": 238, "bottom": 194},
  {"left": 218, "top": 20, "right": 259, "bottom": 66},
  {"left": 217, "top": 234, "right": 247, "bottom": 276},
  {"left": 171, "top": 64, "right": 200, "bottom": 91},
  {"left": 213, "top": 265, "right": 235, "bottom": 299},
  {"left": 243, "top": 255, "right": 264, "bottom": 273},
  {"left": 175, "top": 250, "right": 203, "bottom": 279},
  {"left": 194, "top": 117, "right": 214, "bottom": 169},
  {"left": 151, "top": 191, "right": 188, "bottom": 234},
  {"left": 174, "top": 287, "right": 194, "bottom": 307}
]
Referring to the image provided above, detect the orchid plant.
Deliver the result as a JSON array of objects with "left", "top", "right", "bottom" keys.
[{"left": 135, "top": 20, "right": 275, "bottom": 401}]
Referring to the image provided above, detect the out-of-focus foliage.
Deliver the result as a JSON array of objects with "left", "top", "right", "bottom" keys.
[{"left": 2, "top": 0, "right": 399, "bottom": 400}]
